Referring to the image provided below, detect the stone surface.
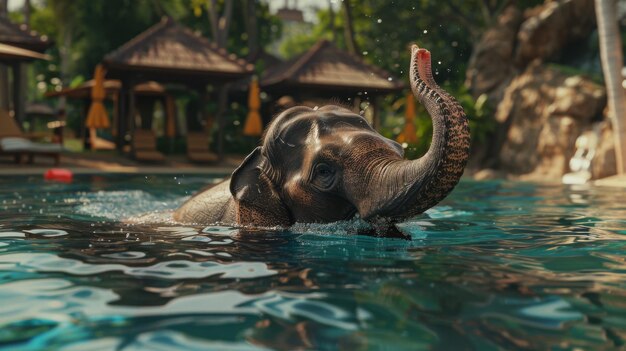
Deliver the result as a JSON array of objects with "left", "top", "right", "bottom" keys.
[
  {"left": 465, "top": 6, "right": 523, "bottom": 99},
  {"left": 465, "top": 0, "right": 612, "bottom": 181},
  {"left": 496, "top": 62, "right": 606, "bottom": 179},
  {"left": 591, "top": 119, "right": 618, "bottom": 179},
  {"left": 514, "top": 0, "right": 596, "bottom": 67}
]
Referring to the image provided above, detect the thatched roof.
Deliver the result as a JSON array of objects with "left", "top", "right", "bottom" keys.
[
  {"left": 104, "top": 17, "right": 252, "bottom": 82},
  {"left": 0, "top": 43, "right": 49, "bottom": 62},
  {"left": 261, "top": 40, "right": 403, "bottom": 94},
  {"left": 0, "top": 17, "right": 50, "bottom": 52}
]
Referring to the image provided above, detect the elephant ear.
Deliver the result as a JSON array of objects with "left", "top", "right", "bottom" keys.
[{"left": 230, "top": 147, "right": 292, "bottom": 227}]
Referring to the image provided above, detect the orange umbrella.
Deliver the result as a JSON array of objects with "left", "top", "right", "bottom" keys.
[
  {"left": 85, "top": 64, "right": 110, "bottom": 129},
  {"left": 243, "top": 77, "right": 263, "bottom": 136},
  {"left": 397, "top": 92, "right": 417, "bottom": 144}
]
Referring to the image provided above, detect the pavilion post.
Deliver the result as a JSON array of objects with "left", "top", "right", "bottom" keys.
[
  {"left": 11, "top": 63, "right": 24, "bottom": 124},
  {"left": 216, "top": 83, "right": 230, "bottom": 162},
  {"left": 0, "top": 64, "right": 9, "bottom": 111},
  {"left": 80, "top": 99, "right": 88, "bottom": 149},
  {"left": 18, "top": 62, "right": 27, "bottom": 122},
  {"left": 117, "top": 80, "right": 129, "bottom": 152},
  {"left": 199, "top": 86, "right": 213, "bottom": 134},
  {"left": 372, "top": 96, "right": 381, "bottom": 131},
  {"left": 112, "top": 92, "right": 119, "bottom": 137},
  {"left": 128, "top": 79, "right": 137, "bottom": 147}
]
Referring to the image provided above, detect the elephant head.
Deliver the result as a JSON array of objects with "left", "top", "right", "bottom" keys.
[{"left": 230, "top": 45, "right": 470, "bottom": 227}]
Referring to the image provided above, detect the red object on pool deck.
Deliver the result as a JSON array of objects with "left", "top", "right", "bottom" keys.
[{"left": 44, "top": 168, "right": 73, "bottom": 183}]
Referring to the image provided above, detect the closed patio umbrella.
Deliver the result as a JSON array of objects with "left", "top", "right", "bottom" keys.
[
  {"left": 85, "top": 64, "right": 110, "bottom": 129},
  {"left": 243, "top": 77, "right": 262, "bottom": 136}
]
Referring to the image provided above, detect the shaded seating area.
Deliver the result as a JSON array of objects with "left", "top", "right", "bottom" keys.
[
  {"left": 45, "top": 78, "right": 170, "bottom": 152},
  {"left": 103, "top": 16, "right": 253, "bottom": 162},
  {"left": 131, "top": 129, "right": 164, "bottom": 162},
  {"left": 186, "top": 132, "right": 217, "bottom": 163}
]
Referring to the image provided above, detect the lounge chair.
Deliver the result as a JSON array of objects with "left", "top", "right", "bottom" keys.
[
  {"left": 1, "top": 137, "right": 62, "bottom": 165},
  {"left": 0, "top": 109, "right": 62, "bottom": 165},
  {"left": 132, "top": 129, "right": 164, "bottom": 162},
  {"left": 89, "top": 128, "right": 115, "bottom": 150},
  {"left": 186, "top": 132, "right": 217, "bottom": 163}
]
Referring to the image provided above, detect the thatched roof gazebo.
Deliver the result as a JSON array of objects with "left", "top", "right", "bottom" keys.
[
  {"left": 102, "top": 17, "right": 253, "bottom": 156},
  {"left": 260, "top": 40, "right": 403, "bottom": 129}
]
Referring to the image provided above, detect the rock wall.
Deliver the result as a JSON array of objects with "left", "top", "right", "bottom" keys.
[
  {"left": 496, "top": 61, "right": 606, "bottom": 179},
  {"left": 466, "top": 0, "right": 614, "bottom": 180}
]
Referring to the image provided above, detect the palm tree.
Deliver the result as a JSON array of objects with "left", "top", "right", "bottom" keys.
[{"left": 595, "top": 0, "right": 626, "bottom": 175}]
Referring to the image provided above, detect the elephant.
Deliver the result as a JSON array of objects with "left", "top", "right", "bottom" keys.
[{"left": 173, "top": 45, "right": 470, "bottom": 228}]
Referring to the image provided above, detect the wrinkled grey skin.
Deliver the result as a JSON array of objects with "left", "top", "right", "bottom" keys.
[{"left": 174, "top": 46, "right": 470, "bottom": 228}]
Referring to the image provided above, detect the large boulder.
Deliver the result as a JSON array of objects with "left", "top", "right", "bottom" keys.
[
  {"left": 591, "top": 120, "right": 618, "bottom": 179},
  {"left": 496, "top": 61, "right": 606, "bottom": 179},
  {"left": 465, "top": 6, "right": 523, "bottom": 99},
  {"left": 514, "top": 0, "right": 596, "bottom": 67}
]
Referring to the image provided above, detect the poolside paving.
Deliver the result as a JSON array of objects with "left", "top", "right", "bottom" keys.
[
  {"left": 0, "top": 152, "right": 242, "bottom": 175},
  {"left": 594, "top": 174, "right": 626, "bottom": 188}
]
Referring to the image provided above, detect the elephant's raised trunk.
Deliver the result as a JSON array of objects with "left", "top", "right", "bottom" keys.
[{"left": 351, "top": 45, "right": 470, "bottom": 221}]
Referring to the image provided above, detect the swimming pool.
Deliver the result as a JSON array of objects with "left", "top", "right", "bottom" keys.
[{"left": 0, "top": 174, "right": 625, "bottom": 350}]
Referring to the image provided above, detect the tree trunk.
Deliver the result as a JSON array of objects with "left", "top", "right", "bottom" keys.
[
  {"left": 244, "top": 0, "right": 258, "bottom": 59},
  {"left": 328, "top": 0, "right": 336, "bottom": 43},
  {"left": 207, "top": 0, "right": 220, "bottom": 45},
  {"left": 207, "top": 0, "right": 233, "bottom": 49},
  {"left": 0, "top": 0, "right": 7, "bottom": 18},
  {"left": 342, "top": 0, "right": 359, "bottom": 54},
  {"left": 595, "top": 0, "right": 626, "bottom": 174},
  {"left": 24, "top": 0, "right": 31, "bottom": 28},
  {"left": 218, "top": 0, "right": 233, "bottom": 48}
]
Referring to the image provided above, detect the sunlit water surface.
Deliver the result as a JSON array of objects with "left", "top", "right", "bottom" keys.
[{"left": 1, "top": 175, "right": 625, "bottom": 350}]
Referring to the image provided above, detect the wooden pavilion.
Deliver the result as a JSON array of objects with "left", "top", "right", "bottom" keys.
[
  {"left": 45, "top": 80, "right": 170, "bottom": 149},
  {"left": 0, "top": 17, "right": 50, "bottom": 124},
  {"left": 102, "top": 17, "right": 253, "bottom": 157},
  {"left": 260, "top": 40, "right": 403, "bottom": 129}
]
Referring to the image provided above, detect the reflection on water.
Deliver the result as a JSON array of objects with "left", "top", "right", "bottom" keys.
[{"left": 0, "top": 175, "right": 626, "bottom": 350}]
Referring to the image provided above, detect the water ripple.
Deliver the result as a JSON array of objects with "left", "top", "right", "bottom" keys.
[{"left": 0, "top": 176, "right": 626, "bottom": 350}]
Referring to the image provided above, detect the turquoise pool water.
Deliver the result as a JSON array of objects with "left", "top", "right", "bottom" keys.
[{"left": 0, "top": 175, "right": 625, "bottom": 350}]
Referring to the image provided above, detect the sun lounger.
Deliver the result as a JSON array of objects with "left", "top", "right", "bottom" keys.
[
  {"left": 186, "top": 132, "right": 218, "bottom": 163},
  {"left": 1, "top": 137, "right": 63, "bottom": 165},
  {"left": 0, "top": 109, "right": 63, "bottom": 165},
  {"left": 89, "top": 128, "right": 115, "bottom": 150},
  {"left": 132, "top": 129, "right": 164, "bottom": 162}
]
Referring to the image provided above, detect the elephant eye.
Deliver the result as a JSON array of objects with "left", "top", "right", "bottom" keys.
[{"left": 313, "top": 163, "right": 336, "bottom": 189}]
